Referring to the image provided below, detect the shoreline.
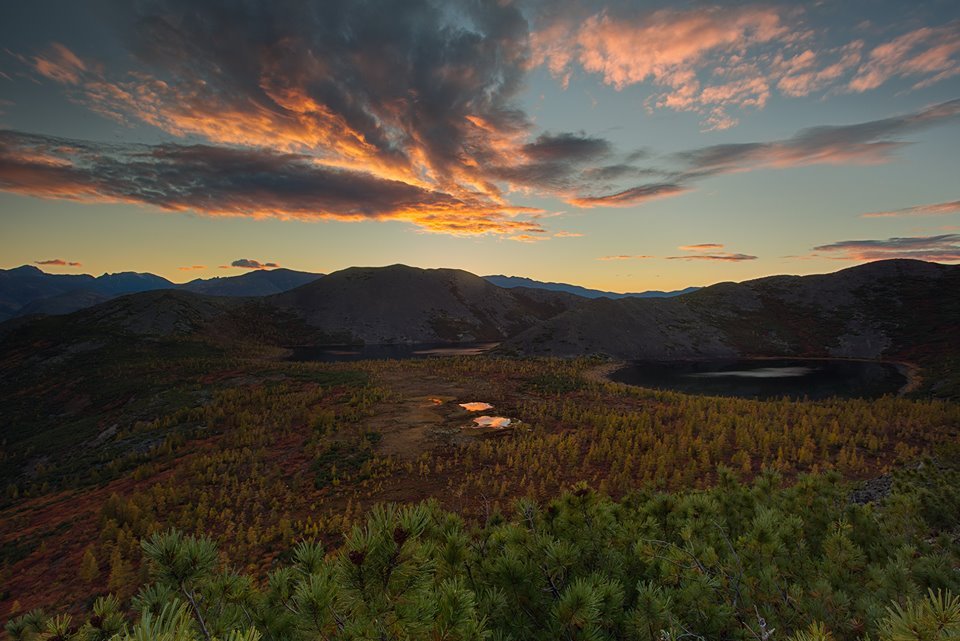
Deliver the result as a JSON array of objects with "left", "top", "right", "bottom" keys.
[
  {"left": 584, "top": 356, "right": 923, "bottom": 397},
  {"left": 583, "top": 360, "right": 627, "bottom": 384}
]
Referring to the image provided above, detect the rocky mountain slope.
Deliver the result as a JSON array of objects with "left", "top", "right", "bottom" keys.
[
  {"left": 269, "top": 264, "right": 581, "bottom": 344},
  {"left": 504, "top": 259, "right": 960, "bottom": 363}
]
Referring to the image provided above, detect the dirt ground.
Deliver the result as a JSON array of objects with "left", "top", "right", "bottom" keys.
[{"left": 366, "top": 369, "right": 515, "bottom": 459}]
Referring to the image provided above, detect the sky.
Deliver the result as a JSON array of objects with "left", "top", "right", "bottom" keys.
[{"left": 1, "top": 0, "right": 959, "bottom": 292}]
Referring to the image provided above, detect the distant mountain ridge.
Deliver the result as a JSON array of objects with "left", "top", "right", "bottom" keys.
[
  {"left": 482, "top": 275, "right": 699, "bottom": 299},
  {"left": 0, "top": 265, "right": 323, "bottom": 321},
  {"left": 179, "top": 268, "right": 323, "bottom": 296},
  {"left": 0, "top": 264, "right": 700, "bottom": 322},
  {"left": 0, "top": 265, "right": 173, "bottom": 321},
  {"left": 3, "top": 261, "right": 958, "bottom": 395}
]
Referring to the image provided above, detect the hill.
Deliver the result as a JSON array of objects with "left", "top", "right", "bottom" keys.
[
  {"left": 504, "top": 259, "right": 960, "bottom": 367},
  {"left": 482, "top": 274, "right": 699, "bottom": 299},
  {"left": 269, "top": 264, "right": 582, "bottom": 344}
]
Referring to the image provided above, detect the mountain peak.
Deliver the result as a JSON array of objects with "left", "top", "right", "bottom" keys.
[{"left": 6, "top": 265, "right": 44, "bottom": 275}]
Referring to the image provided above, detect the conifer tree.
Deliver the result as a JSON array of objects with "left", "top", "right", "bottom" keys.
[{"left": 80, "top": 546, "right": 99, "bottom": 583}]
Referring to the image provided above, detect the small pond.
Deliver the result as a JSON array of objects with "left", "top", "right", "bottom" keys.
[{"left": 608, "top": 358, "right": 907, "bottom": 400}]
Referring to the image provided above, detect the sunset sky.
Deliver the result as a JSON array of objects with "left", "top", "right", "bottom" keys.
[{"left": 1, "top": 0, "right": 959, "bottom": 291}]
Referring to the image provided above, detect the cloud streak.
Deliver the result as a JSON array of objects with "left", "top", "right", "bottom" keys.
[
  {"left": 665, "top": 243, "right": 757, "bottom": 261},
  {"left": 568, "top": 183, "right": 688, "bottom": 207},
  {"left": 597, "top": 254, "right": 654, "bottom": 261},
  {"left": 34, "top": 258, "right": 81, "bottom": 267},
  {"left": 861, "top": 200, "right": 960, "bottom": 218},
  {"left": 674, "top": 99, "right": 960, "bottom": 180},
  {"left": 812, "top": 234, "right": 960, "bottom": 261},
  {"left": 677, "top": 243, "right": 724, "bottom": 252}
]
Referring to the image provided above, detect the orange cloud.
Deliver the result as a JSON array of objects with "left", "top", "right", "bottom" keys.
[
  {"left": 861, "top": 200, "right": 960, "bottom": 218},
  {"left": 534, "top": 9, "right": 958, "bottom": 130},
  {"left": 178, "top": 265, "right": 207, "bottom": 271},
  {"left": 30, "top": 43, "right": 87, "bottom": 85},
  {"left": 18, "top": 30, "right": 653, "bottom": 234},
  {"left": 776, "top": 42, "right": 863, "bottom": 97},
  {"left": 507, "top": 234, "right": 548, "bottom": 243},
  {"left": 850, "top": 23, "right": 960, "bottom": 92},
  {"left": 678, "top": 243, "right": 724, "bottom": 252},
  {"left": 553, "top": 231, "right": 583, "bottom": 238},
  {"left": 534, "top": 5, "right": 791, "bottom": 130},
  {"left": 0, "top": 131, "right": 548, "bottom": 237}
]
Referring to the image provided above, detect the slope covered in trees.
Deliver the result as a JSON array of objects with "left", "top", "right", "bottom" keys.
[
  {"left": 7, "top": 462, "right": 960, "bottom": 641},
  {"left": 2, "top": 348, "right": 958, "bottom": 621}
]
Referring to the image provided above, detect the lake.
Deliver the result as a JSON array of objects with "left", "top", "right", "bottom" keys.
[
  {"left": 287, "top": 342, "right": 499, "bottom": 362},
  {"left": 608, "top": 358, "right": 907, "bottom": 400}
]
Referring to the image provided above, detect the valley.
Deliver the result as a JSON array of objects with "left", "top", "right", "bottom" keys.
[{"left": 1, "top": 259, "right": 958, "bottom": 638}]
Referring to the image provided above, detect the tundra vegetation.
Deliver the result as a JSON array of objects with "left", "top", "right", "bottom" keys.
[{"left": 2, "top": 351, "right": 959, "bottom": 639}]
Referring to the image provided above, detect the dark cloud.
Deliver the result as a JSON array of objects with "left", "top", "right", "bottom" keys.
[
  {"left": 35, "top": 258, "right": 82, "bottom": 266},
  {"left": 91, "top": 0, "right": 536, "bottom": 192},
  {"left": 664, "top": 253, "right": 757, "bottom": 262},
  {"left": 581, "top": 163, "right": 646, "bottom": 182},
  {"left": 8, "top": 2, "right": 960, "bottom": 229},
  {"left": 522, "top": 132, "right": 611, "bottom": 161},
  {"left": 812, "top": 234, "right": 960, "bottom": 261},
  {"left": 0, "top": 130, "right": 544, "bottom": 235},
  {"left": 230, "top": 259, "right": 279, "bottom": 270},
  {"left": 569, "top": 183, "right": 688, "bottom": 207},
  {"left": 666, "top": 242, "right": 757, "bottom": 261},
  {"left": 13, "top": 0, "right": 665, "bottom": 218},
  {"left": 675, "top": 99, "right": 960, "bottom": 179}
]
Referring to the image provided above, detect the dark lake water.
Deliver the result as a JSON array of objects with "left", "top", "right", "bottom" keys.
[
  {"left": 608, "top": 358, "right": 906, "bottom": 400},
  {"left": 287, "top": 342, "right": 499, "bottom": 362}
]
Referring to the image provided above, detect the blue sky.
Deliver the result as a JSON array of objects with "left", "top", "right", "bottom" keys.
[{"left": 1, "top": 0, "right": 958, "bottom": 291}]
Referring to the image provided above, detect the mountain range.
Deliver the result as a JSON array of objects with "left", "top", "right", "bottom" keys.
[
  {"left": 0, "top": 265, "right": 696, "bottom": 322},
  {"left": 0, "top": 266, "right": 324, "bottom": 321},
  {"left": 2, "top": 260, "right": 958, "bottom": 396}
]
